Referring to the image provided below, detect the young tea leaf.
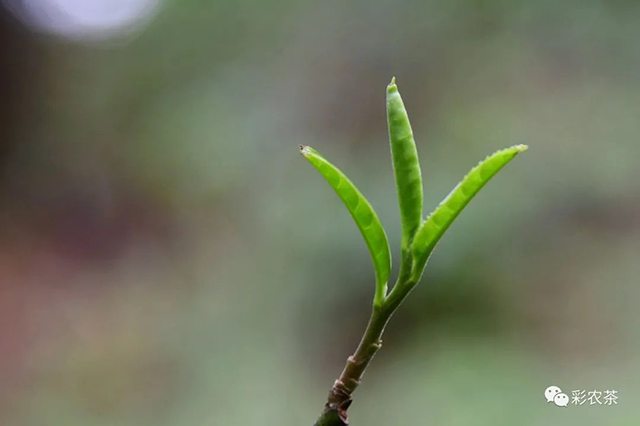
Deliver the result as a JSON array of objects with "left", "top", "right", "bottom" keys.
[
  {"left": 300, "top": 145, "right": 392, "bottom": 304},
  {"left": 387, "top": 77, "right": 424, "bottom": 252},
  {"left": 410, "top": 145, "right": 528, "bottom": 282}
]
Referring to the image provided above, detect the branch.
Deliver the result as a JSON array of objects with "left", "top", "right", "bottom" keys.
[{"left": 312, "top": 277, "right": 417, "bottom": 426}]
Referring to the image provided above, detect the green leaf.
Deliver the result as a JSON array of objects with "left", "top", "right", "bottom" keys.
[
  {"left": 386, "top": 77, "right": 424, "bottom": 252},
  {"left": 410, "top": 144, "right": 528, "bottom": 282},
  {"left": 300, "top": 145, "right": 392, "bottom": 305}
]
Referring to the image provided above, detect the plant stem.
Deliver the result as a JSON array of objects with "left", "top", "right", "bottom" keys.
[{"left": 312, "top": 275, "right": 417, "bottom": 426}]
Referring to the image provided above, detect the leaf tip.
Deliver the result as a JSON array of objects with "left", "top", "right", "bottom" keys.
[
  {"left": 514, "top": 144, "right": 528, "bottom": 153},
  {"left": 299, "top": 145, "right": 311, "bottom": 156},
  {"left": 387, "top": 77, "right": 397, "bottom": 93}
]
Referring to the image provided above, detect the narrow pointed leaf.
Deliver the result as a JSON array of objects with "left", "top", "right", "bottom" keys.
[
  {"left": 411, "top": 144, "right": 528, "bottom": 282},
  {"left": 387, "top": 77, "right": 423, "bottom": 251},
  {"left": 300, "top": 145, "right": 392, "bottom": 303}
]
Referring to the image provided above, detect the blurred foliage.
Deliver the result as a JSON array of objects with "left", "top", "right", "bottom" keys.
[{"left": 1, "top": 0, "right": 639, "bottom": 425}]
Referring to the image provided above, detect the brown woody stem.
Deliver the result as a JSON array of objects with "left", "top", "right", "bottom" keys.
[{"left": 313, "top": 272, "right": 418, "bottom": 426}]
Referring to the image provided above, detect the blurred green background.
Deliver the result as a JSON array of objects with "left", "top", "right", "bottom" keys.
[{"left": 0, "top": 0, "right": 639, "bottom": 425}]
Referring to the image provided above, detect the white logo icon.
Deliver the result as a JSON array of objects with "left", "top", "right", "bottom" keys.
[
  {"left": 545, "top": 386, "right": 569, "bottom": 407},
  {"left": 545, "top": 385, "right": 562, "bottom": 403}
]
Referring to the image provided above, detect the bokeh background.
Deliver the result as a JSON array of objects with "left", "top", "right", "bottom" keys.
[{"left": 1, "top": 0, "right": 639, "bottom": 425}]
